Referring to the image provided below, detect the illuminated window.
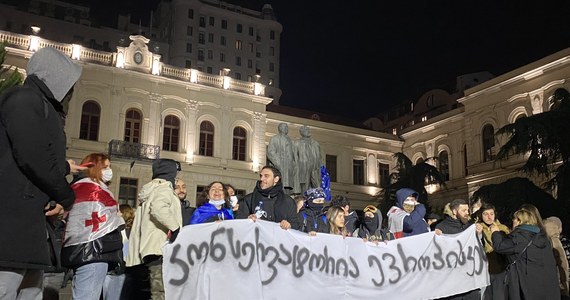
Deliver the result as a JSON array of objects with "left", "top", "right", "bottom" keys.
[
  {"left": 326, "top": 155, "right": 337, "bottom": 182},
  {"left": 482, "top": 124, "right": 495, "bottom": 162},
  {"left": 124, "top": 108, "right": 142, "bottom": 143},
  {"left": 438, "top": 150, "right": 449, "bottom": 181},
  {"left": 162, "top": 115, "right": 180, "bottom": 152},
  {"left": 232, "top": 126, "right": 246, "bottom": 161},
  {"left": 353, "top": 159, "right": 364, "bottom": 185},
  {"left": 378, "top": 163, "right": 390, "bottom": 186},
  {"left": 79, "top": 100, "right": 100, "bottom": 141},
  {"left": 118, "top": 177, "right": 138, "bottom": 207},
  {"left": 199, "top": 121, "right": 214, "bottom": 156}
]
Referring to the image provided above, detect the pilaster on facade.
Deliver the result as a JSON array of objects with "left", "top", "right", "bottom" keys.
[
  {"left": 251, "top": 112, "right": 266, "bottom": 172},
  {"left": 148, "top": 93, "right": 163, "bottom": 146},
  {"left": 184, "top": 100, "right": 199, "bottom": 164}
]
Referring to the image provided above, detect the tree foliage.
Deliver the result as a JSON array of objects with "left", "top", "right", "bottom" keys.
[
  {"left": 470, "top": 177, "right": 562, "bottom": 228},
  {"left": 495, "top": 88, "right": 570, "bottom": 200},
  {"left": 0, "top": 41, "right": 23, "bottom": 94}
]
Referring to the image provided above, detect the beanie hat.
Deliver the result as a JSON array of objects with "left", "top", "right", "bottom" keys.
[{"left": 303, "top": 187, "right": 326, "bottom": 202}]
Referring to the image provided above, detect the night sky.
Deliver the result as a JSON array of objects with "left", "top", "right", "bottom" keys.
[{"left": 90, "top": 1, "right": 570, "bottom": 121}]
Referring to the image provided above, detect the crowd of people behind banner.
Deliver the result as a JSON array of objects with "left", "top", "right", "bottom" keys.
[
  {"left": 43, "top": 161, "right": 570, "bottom": 299},
  {"left": 1, "top": 48, "right": 569, "bottom": 300}
]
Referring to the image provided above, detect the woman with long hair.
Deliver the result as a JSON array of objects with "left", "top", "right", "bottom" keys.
[
  {"left": 326, "top": 205, "right": 349, "bottom": 237},
  {"left": 491, "top": 208, "right": 560, "bottom": 299},
  {"left": 189, "top": 181, "right": 233, "bottom": 224},
  {"left": 61, "top": 153, "right": 124, "bottom": 300}
]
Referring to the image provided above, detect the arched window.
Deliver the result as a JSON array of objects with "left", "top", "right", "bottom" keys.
[
  {"left": 438, "top": 150, "right": 449, "bottom": 181},
  {"left": 482, "top": 124, "right": 495, "bottom": 162},
  {"left": 162, "top": 115, "right": 180, "bottom": 152},
  {"left": 124, "top": 108, "right": 142, "bottom": 143},
  {"left": 232, "top": 126, "right": 247, "bottom": 161},
  {"left": 79, "top": 100, "right": 100, "bottom": 141},
  {"left": 199, "top": 121, "right": 214, "bottom": 156},
  {"left": 416, "top": 157, "right": 424, "bottom": 165}
]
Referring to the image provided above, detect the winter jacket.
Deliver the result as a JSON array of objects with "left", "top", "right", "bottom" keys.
[
  {"left": 298, "top": 206, "right": 328, "bottom": 233},
  {"left": 387, "top": 188, "right": 429, "bottom": 238},
  {"left": 479, "top": 220, "right": 510, "bottom": 274},
  {"left": 126, "top": 178, "right": 182, "bottom": 267},
  {"left": 0, "top": 48, "right": 81, "bottom": 270},
  {"left": 356, "top": 211, "right": 393, "bottom": 241},
  {"left": 236, "top": 181, "right": 302, "bottom": 230},
  {"left": 435, "top": 216, "right": 473, "bottom": 235},
  {"left": 190, "top": 202, "right": 233, "bottom": 224},
  {"left": 492, "top": 225, "right": 560, "bottom": 300}
]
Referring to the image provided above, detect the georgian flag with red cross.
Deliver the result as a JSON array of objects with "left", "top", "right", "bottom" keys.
[{"left": 63, "top": 178, "right": 124, "bottom": 247}]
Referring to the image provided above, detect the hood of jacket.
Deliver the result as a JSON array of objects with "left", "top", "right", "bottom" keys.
[
  {"left": 151, "top": 159, "right": 180, "bottom": 188},
  {"left": 363, "top": 211, "right": 381, "bottom": 233},
  {"left": 26, "top": 47, "right": 82, "bottom": 102},
  {"left": 138, "top": 178, "right": 172, "bottom": 204},
  {"left": 395, "top": 188, "right": 418, "bottom": 208}
]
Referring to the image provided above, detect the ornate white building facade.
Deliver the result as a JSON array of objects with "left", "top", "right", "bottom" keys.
[{"left": 1, "top": 29, "right": 567, "bottom": 211}]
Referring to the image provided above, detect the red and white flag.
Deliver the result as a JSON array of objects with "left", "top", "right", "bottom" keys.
[{"left": 64, "top": 178, "right": 124, "bottom": 247}]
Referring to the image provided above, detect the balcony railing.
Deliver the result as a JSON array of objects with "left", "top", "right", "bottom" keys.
[
  {"left": 0, "top": 30, "right": 264, "bottom": 96},
  {"left": 108, "top": 140, "right": 160, "bottom": 161}
]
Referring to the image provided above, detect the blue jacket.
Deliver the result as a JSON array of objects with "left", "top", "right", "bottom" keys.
[
  {"left": 190, "top": 203, "right": 233, "bottom": 225},
  {"left": 396, "top": 188, "right": 429, "bottom": 237}
]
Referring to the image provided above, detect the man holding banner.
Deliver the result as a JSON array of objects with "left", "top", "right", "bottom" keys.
[
  {"left": 435, "top": 199, "right": 481, "bottom": 300},
  {"left": 236, "top": 165, "right": 301, "bottom": 230}
]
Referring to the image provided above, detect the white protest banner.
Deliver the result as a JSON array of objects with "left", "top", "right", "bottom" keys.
[{"left": 163, "top": 220, "right": 488, "bottom": 300}]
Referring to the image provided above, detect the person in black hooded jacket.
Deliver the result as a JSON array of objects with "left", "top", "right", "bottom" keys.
[
  {"left": 236, "top": 165, "right": 301, "bottom": 230},
  {"left": 0, "top": 47, "right": 82, "bottom": 298},
  {"left": 298, "top": 187, "right": 328, "bottom": 235}
]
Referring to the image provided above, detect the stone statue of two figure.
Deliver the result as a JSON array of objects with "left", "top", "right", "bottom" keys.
[{"left": 267, "top": 123, "right": 322, "bottom": 194}]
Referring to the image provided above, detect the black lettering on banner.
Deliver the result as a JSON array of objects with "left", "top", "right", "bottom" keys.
[
  {"left": 368, "top": 255, "right": 385, "bottom": 287},
  {"left": 260, "top": 245, "right": 280, "bottom": 285},
  {"left": 467, "top": 242, "right": 486, "bottom": 276},
  {"left": 239, "top": 241, "right": 255, "bottom": 270},
  {"left": 431, "top": 237, "right": 445, "bottom": 270},
  {"left": 383, "top": 253, "right": 402, "bottom": 284},
  {"left": 445, "top": 240, "right": 467, "bottom": 268},
  {"left": 336, "top": 258, "right": 349, "bottom": 277},
  {"left": 278, "top": 244, "right": 292, "bottom": 265},
  {"left": 210, "top": 227, "right": 226, "bottom": 262},
  {"left": 166, "top": 223, "right": 486, "bottom": 290},
  {"left": 292, "top": 246, "right": 310, "bottom": 277},
  {"left": 187, "top": 241, "right": 209, "bottom": 265},
  {"left": 397, "top": 243, "right": 418, "bottom": 272},
  {"left": 226, "top": 228, "right": 242, "bottom": 258},
  {"left": 168, "top": 244, "right": 189, "bottom": 286},
  {"left": 308, "top": 246, "right": 327, "bottom": 272},
  {"left": 348, "top": 256, "right": 359, "bottom": 278}
]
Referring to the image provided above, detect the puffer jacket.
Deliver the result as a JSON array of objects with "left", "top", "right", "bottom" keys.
[{"left": 126, "top": 179, "right": 182, "bottom": 267}]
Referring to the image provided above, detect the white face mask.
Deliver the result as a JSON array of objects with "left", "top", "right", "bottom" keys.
[
  {"left": 101, "top": 168, "right": 113, "bottom": 182},
  {"left": 209, "top": 199, "right": 226, "bottom": 207}
]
